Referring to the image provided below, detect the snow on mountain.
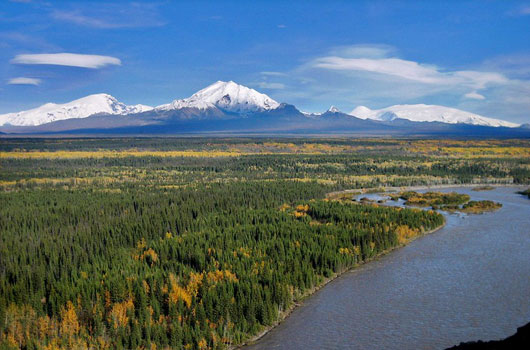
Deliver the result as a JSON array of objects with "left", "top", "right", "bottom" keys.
[
  {"left": 301, "top": 110, "right": 321, "bottom": 117},
  {"left": 301, "top": 106, "right": 342, "bottom": 117},
  {"left": 156, "top": 81, "right": 280, "bottom": 113},
  {"left": 0, "top": 94, "right": 153, "bottom": 126},
  {"left": 327, "top": 105, "right": 341, "bottom": 113},
  {"left": 350, "top": 104, "right": 519, "bottom": 128}
]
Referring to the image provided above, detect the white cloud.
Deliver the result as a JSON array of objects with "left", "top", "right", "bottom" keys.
[
  {"left": 7, "top": 77, "right": 41, "bottom": 85},
  {"left": 329, "top": 44, "right": 395, "bottom": 58},
  {"left": 277, "top": 44, "right": 530, "bottom": 122},
  {"left": 257, "top": 82, "right": 285, "bottom": 89},
  {"left": 11, "top": 53, "right": 121, "bottom": 69},
  {"left": 50, "top": 3, "right": 165, "bottom": 29},
  {"left": 458, "top": 81, "right": 530, "bottom": 124},
  {"left": 464, "top": 91, "right": 485, "bottom": 100},
  {"left": 260, "top": 71, "right": 287, "bottom": 77},
  {"left": 312, "top": 56, "right": 445, "bottom": 84},
  {"left": 453, "top": 70, "right": 507, "bottom": 89},
  {"left": 311, "top": 55, "right": 508, "bottom": 90}
]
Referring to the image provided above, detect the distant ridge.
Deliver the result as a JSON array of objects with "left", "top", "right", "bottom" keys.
[
  {"left": 350, "top": 104, "right": 519, "bottom": 128},
  {"left": 0, "top": 81, "right": 527, "bottom": 137}
]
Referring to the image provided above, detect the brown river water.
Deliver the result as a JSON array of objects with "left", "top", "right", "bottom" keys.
[{"left": 244, "top": 187, "right": 530, "bottom": 350}]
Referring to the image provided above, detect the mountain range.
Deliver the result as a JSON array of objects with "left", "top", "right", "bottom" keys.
[{"left": 0, "top": 81, "right": 528, "bottom": 137}]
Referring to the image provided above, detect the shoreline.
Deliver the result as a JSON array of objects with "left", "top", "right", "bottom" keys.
[
  {"left": 238, "top": 183, "right": 526, "bottom": 348},
  {"left": 236, "top": 192, "right": 450, "bottom": 348},
  {"left": 327, "top": 183, "right": 525, "bottom": 199},
  {"left": 238, "top": 223, "right": 446, "bottom": 348}
]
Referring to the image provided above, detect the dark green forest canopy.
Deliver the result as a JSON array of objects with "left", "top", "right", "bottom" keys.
[{"left": 0, "top": 138, "right": 528, "bottom": 350}]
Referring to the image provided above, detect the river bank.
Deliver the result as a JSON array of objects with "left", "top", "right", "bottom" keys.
[
  {"left": 236, "top": 202, "right": 447, "bottom": 348},
  {"left": 326, "top": 183, "right": 525, "bottom": 199},
  {"left": 243, "top": 185, "right": 528, "bottom": 349},
  {"left": 244, "top": 186, "right": 530, "bottom": 350},
  {"left": 446, "top": 321, "right": 530, "bottom": 349}
]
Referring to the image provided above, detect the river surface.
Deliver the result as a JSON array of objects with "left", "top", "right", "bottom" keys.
[{"left": 245, "top": 187, "right": 530, "bottom": 350}]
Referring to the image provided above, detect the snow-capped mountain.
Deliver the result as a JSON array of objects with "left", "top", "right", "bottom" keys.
[
  {"left": 350, "top": 104, "right": 519, "bottom": 128},
  {"left": 0, "top": 94, "right": 152, "bottom": 126},
  {"left": 1, "top": 82, "right": 526, "bottom": 137},
  {"left": 156, "top": 81, "right": 280, "bottom": 113}
]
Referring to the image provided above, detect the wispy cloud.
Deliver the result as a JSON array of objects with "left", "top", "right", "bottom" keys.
[
  {"left": 328, "top": 44, "right": 395, "bottom": 58},
  {"left": 11, "top": 53, "right": 121, "bottom": 69},
  {"left": 0, "top": 31, "right": 59, "bottom": 50},
  {"left": 508, "top": 5, "right": 530, "bottom": 16},
  {"left": 481, "top": 54, "right": 530, "bottom": 79},
  {"left": 313, "top": 56, "right": 442, "bottom": 84},
  {"left": 51, "top": 10, "right": 119, "bottom": 29},
  {"left": 50, "top": 3, "right": 165, "bottom": 29},
  {"left": 257, "top": 72, "right": 288, "bottom": 91},
  {"left": 260, "top": 71, "right": 287, "bottom": 77},
  {"left": 257, "top": 82, "right": 285, "bottom": 89},
  {"left": 310, "top": 55, "right": 507, "bottom": 91},
  {"left": 521, "top": 6, "right": 530, "bottom": 15},
  {"left": 270, "top": 44, "right": 530, "bottom": 120},
  {"left": 463, "top": 91, "right": 485, "bottom": 100},
  {"left": 7, "top": 77, "right": 41, "bottom": 85}
]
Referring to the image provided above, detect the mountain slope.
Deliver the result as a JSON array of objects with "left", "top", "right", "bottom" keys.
[
  {"left": 350, "top": 104, "right": 519, "bottom": 128},
  {"left": 156, "top": 81, "right": 280, "bottom": 113},
  {"left": 0, "top": 94, "right": 153, "bottom": 126},
  {"left": 0, "top": 82, "right": 526, "bottom": 138}
]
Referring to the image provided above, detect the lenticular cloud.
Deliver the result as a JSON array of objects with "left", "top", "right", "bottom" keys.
[{"left": 11, "top": 53, "right": 121, "bottom": 69}]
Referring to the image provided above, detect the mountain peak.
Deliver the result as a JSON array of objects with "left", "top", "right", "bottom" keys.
[
  {"left": 327, "top": 105, "right": 340, "bottom": 113},
  {"left": 157, "top": 81, "right": 280, "bottom": 113},
  {"left": 351, "top": 105, "right": 371, "bottom": 115},
  {"left": 0, "top": 94, "right": 153, "bottom": 126},
  {"left": 350, "top": 104, "right": 519, "bottom": 128}
]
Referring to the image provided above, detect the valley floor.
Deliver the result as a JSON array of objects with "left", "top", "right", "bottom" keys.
[{"left": 0, "top": 138, "right": 528, "bottom": 349}]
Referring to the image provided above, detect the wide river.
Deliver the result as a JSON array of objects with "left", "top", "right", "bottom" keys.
[{"left": 245, "top": 187, "right": 530, "bottom": 349}]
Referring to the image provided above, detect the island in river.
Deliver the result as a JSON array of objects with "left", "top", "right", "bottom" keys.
[{"left": 244, "top": 186, "right": 530, "bottom": 350}]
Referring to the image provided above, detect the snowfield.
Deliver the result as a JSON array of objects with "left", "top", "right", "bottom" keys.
[
  {"left": 156, "top": 81, "right": 280, "bottom": 113},
  {"left": 350, "top": 104, "right": 519, "bottom": 128},
  {"left": 0, "top": 94, "right": 152, "bottom": 126}
]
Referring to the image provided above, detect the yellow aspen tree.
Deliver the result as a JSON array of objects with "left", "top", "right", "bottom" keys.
[{"left": 60, "top": 301, "right": 79, "bottom": 338}]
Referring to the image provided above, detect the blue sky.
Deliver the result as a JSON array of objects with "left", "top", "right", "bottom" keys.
[{"left": 1, "top": 0, "right": 529, "bottom": 123}]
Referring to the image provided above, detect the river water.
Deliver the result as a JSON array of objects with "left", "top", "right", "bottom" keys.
[{"left": 245, "top": 187, "right": 530, "bottom": 350}]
